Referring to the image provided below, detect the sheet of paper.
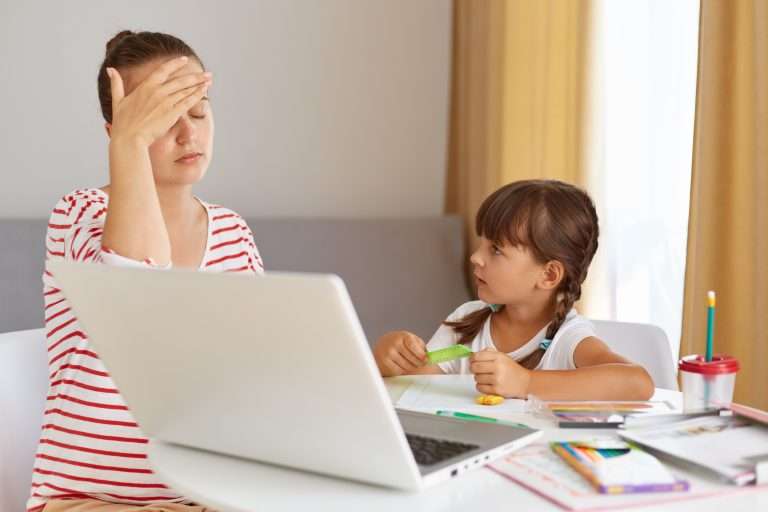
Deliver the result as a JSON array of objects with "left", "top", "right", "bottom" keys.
[
  {"left": 620, "top": 415, "right": 768, "bottom": 483},
  {"left": 395, "top": 374, "right": 527, "bottom": 417}
]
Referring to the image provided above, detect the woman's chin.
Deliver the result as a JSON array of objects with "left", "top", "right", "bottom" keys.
[{"left": 158, "top": 167, "right": 207, "bottom": 186}]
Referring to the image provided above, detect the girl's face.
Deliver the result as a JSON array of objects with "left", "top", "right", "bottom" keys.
[
  {"left": 469, "top": 237, "right": 547, "bottom": 306},
  {"left": 109, "top": 57, "right": 214, "bottom": 187}
]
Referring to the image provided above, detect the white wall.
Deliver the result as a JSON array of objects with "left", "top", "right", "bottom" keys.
[{"left": 0, "top": 0, "right": 452, "bottom": 218}]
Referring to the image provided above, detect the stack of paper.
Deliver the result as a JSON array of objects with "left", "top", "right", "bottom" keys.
[{"left": 619, "top": 414, "right": 768, "bottom": 485}]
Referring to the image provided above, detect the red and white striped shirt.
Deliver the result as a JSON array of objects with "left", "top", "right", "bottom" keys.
[{"left": 28, "top": 188, "right": 264, "bottom": 511}]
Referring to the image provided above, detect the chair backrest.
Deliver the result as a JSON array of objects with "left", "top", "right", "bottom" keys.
[
  {"left": 591, "top": 319, "right": 678, "bottom": 390},
  {"left": 0, "top": 328, "right": 47, "bottom": 512}
]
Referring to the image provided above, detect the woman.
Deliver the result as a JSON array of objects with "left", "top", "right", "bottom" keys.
[{"left": 30, "top": 30, "right": 261, "bottom": 512}]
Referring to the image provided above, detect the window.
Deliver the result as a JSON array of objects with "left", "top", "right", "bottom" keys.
[{"left": 582, "top": 0, "right": 701, "bottom": 365}]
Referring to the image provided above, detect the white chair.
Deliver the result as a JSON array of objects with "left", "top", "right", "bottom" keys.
[
  {"left": 0, "top": 328, "right": 48, "bottom": 512},
  {"left": 591, "top": 319, "right": 678, "bottom": 390}
]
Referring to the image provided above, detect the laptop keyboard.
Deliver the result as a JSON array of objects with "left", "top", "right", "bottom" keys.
[{"left": 405, "top": 433, "right": 479, "bottom": 466}]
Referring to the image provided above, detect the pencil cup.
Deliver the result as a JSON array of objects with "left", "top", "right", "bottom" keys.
[{"left": 678, "top": 355, "right": 739, "bottom": 411}]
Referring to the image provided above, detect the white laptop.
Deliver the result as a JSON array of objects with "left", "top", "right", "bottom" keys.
[{"left": 48, "top": 260, "right": 541, "bottom": 491}]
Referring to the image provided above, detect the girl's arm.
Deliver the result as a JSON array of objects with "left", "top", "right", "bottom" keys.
[
  {"left": 411, "top": 364, "right": 445, "bottom": 375},
  {"left": 101, "top": 57, "right": 211, "bottom": 265},
  {"left": 471, "top": 337, "right": 655, "bottom": 400},
  {"left": 527, "top": 337, "right": 654, "bottom": 400},
  {"left": 373, "top": 331, "right": 444, "bottom": 376}
]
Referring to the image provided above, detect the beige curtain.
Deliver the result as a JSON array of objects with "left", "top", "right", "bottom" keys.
[
  {"left": 681, "top": 0, "right": 768, "bottom": 409},
  {"left": 446, "top": 0, "right": 593, "bottom": 262}
]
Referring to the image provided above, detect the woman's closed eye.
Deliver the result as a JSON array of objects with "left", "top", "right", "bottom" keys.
[{"left": 189, "top": 98, "right": 209, "bottom": 119}]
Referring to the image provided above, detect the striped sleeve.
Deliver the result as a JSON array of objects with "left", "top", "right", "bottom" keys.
[
  {"left": 239, "top": 222, "right": 264, "bottom": 274},
  {"left": 205, "top": 206, "right": 264, "bottom": 274},
  {"left": 47, "top": 190, "right": 108, "bottom": 264},
  {"left": 46, "top": 189, "right": 166, "bottom": 268}
]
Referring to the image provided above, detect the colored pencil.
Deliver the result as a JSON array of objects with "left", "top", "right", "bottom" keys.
[{"left": 706, "top": 290, "right": 716, "bottom": 362}]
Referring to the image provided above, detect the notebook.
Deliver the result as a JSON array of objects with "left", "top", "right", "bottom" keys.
[
  {"left": 550, "top": 440, "right": 689, "bottom": 494},
  {"left": 490, "top": 442, "right": 768, "bottom": 511}
]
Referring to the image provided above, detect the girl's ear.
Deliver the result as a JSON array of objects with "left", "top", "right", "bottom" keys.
[
  {"left": 538, "top": 260, "right": 565, "bottom": 291},
  {"left": 105, "top": 123, "right": 112, "bottom": 138}
]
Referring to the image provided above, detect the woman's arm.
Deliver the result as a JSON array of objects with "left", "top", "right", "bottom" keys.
[
  {"left": 101, "top": 57, "right": 211, "bottom": 265},
  {"left": 103, "top": 138, "right": 171, "bottom": 265}
]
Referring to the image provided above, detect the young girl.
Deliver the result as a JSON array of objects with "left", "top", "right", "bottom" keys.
[
  {"left": 373, "top": 180, "right": 654, "bottom": 401},
  {"left": 30, "top": 31, "right": 261, "bottom": 511}
]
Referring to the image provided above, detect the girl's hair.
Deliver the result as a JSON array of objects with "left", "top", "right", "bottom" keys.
[
  {"left": 97, "top": 30, "right": 204, "bottom": 124},
  {"left": 445, "top": 179, "right": 599, "bottom": 369}
]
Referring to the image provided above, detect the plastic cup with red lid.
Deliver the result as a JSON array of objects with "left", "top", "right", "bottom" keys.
[{"left": 678, "top": 354, "right": 740, "bottom": 410}]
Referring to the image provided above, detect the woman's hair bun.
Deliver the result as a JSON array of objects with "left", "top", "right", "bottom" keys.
[{"left": 105, "top": 30, "right": 135, "bottom": 55}]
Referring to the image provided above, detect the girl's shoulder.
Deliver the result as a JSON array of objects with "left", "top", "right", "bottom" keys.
[
  {"left": 556, "top": 309, "right": 595, "bottom": 336},
  {"left": 548, "top": 310, "right": 596, "bottom": 347},
  {"left": 445, "top": 300, "right": 489, "bottom": 322},
  {"left": 540, "top": 309, "right": 597, "bottom": 370}
]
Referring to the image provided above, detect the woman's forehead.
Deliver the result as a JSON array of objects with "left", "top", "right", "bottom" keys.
[{"left": 122, "top": 57, "right": 204, "bottom": 93}]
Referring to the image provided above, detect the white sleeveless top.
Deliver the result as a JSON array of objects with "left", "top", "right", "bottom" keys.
[{"left": 426, "top": 300, "right": 596, "bottom": 374}]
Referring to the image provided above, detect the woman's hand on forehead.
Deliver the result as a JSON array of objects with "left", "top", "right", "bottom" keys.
[
  {"left": 107, "top": 56, "right": 212, "bottom": 148},
  {"left": 155, "top": 58, "right": 205, "bottom": 85}
]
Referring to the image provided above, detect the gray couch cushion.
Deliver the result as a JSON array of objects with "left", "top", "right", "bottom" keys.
[
  {"left": 0, "top": 217, "right": 471, "bottom": 345},
  {"left": 0, "top": 220, "right": 45, "bottom": 332}
]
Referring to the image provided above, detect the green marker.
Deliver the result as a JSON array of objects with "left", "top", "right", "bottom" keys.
[
  {"left": 436, "top": 410, "right": 529, "bottom": 429},
  {"left": 427, "top": 344, "right": 472, "bottom": 364}
]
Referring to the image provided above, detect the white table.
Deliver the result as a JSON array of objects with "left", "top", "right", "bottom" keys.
[{"left": 147, "top": 377, "right": 768, "bottom": 512}]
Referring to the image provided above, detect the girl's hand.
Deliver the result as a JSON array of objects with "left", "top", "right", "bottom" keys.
[
  {"left": 107, "top": 56, "right": 212, "bottom": 148},
  {"left": 470, "top": 348, "right": 531, "bottom": 398},
  {"left": 373, "top": 331, "right": 428, "bottom": 377}
]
